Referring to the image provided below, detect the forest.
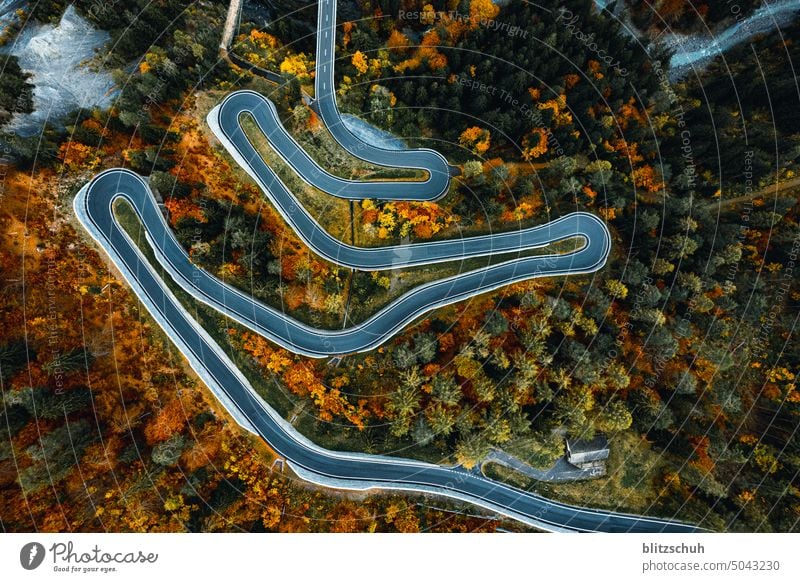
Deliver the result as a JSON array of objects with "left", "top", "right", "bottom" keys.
[
  {"left": 0, "top": 55, "right": 33, "bottom": 127},
  {"left": 1, "top": 0, "right": 799, "bottom": 532},
  {"left": 0, "top": 0, "right": 513, "bottom": 532}
]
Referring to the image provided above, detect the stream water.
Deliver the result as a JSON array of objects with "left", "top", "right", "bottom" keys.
[
  {"left": 1, "top": 5, "right": 115, "bottom": 136},
  {"left": 593, "top": 0, "right": 800, "bottom": 74},
  {"left": 664, "top": 0, "right": 800, "bottom": 73}
]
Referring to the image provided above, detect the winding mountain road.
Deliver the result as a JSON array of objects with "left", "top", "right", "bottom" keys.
[
  {"left": 312, "top": 0, "right": 453, "bottom": 199},
  {"left": 77, "top": 170, "right": 609, "bottom": 358},
  {"left": 71, "top": 0, "right": 698, "bottom": 532},
  {"left": 72, "top": 170, "right": 692, "bottom": 532}
]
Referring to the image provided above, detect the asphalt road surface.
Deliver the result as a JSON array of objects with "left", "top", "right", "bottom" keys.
[
  {"left": 78, "top": 171, "right": 609, "bottom": 358},
  {"left": 73, "top": 169, "right": 696, "bottom": 532},
  {"left": 312, "top": 0, "right": 453, "bottom": 200},
  {"left": 71, "top": 0, "right": 698, "bottom": 532},
  {"left": 210, "top": 91, "right": 609, "bottom": 273}
]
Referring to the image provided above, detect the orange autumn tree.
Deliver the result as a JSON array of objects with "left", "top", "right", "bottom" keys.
[
  {"left": 164, "top": 197, "right": 206, "bottom": 226},
  {"left": 587, "top": 58, "right": 605, "bottom": 80},
  {"left": 342, "top": 21, "right": 354, "bottom": 47},
  {"left": 632, "top": 165, "right": 665, "bottom": 193},
  {"left": 441, "top": 13, "right": 468, "bottom": 42},
  {"left": 617, "top": 96, "right": 648, "bottom": 130},
  {"left": 419, "top": 29, "right": 447, "bottom": 70},
  {"left": 469, "top": 0, "right": 500, "bottom": 28},
  {"left": 564, "top": 73, "right": 581, "bottom": 89},
  {"left": 522, "top": 127, "right": 548, "bottom": 160},
  {"left": 602, "top": 138, "right": 664, "bottom": 193},
  {"left": 239, "top": 332, "right": 367, "bottom": 428},
  {"left": 387, "top": 29, "right": 410, "bottom": 53},
  {"left": 459, "top": 126, "right": 491, "bottom": 155},
  {"left": 282, "top": 361, "right": 366, "bottom": 428},
  {"left": 394, "top": 56, "right": 421, "bottom": 73},
  {"left": 397, "top": 28, "right": 449, "bottom": 73},
  {"left": 603, "top": 137, "right": 645, "bottom": 165},
  {"left": 249, "top": 28, "right": 280, "bottom": 50},
  {"left": 144, "top": 397, "right": 191, "bottom": 445}
]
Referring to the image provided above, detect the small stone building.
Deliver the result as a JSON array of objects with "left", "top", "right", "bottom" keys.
[{"left": 565, "top": 435, "right": 609, "bottom": 475}]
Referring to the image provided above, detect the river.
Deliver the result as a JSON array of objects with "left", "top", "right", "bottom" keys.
[
  {"left": 593, "top": 0, "right": 800, "bottom": 74},
  {"left": 0, "top": 0, "right": 25, "bottom": 30},
  {"left": 664, "top": 0, "right": 800, "bottom": 73},
  {"left": 1, "top": 4, "right": 115, "bottom": 136}
]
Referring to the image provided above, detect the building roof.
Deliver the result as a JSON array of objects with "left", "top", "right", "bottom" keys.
[{"left": 566, "top": 436, "right": 609, "bottom": 464}]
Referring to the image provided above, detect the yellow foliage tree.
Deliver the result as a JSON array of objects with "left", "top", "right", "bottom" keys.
[
  {"left": 279, "top": 53, "right": 308, "bottom": 78},
  {"left": 59, "top": 142, "right": 100, "bottom": 170},
  {"left": 421, "top": 3, "right": 436, "bottom": 25},
  {"left": 351, "top": 50, "right": 368, "bottom": 75}
]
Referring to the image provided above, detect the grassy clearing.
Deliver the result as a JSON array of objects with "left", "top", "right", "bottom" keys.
[
  {"left": 482, "top": 463, "right": 537, "bottom": 490},
  {"left": 484, "top": 432, "right": 684, "bottom": 521},
  {"left": 238, "top": 114, "right": 353, "bottom": 243}
]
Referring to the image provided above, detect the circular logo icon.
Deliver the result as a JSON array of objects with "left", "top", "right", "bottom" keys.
[{"left": 20, "top": 542, "right": 46, "bottom": 570}]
